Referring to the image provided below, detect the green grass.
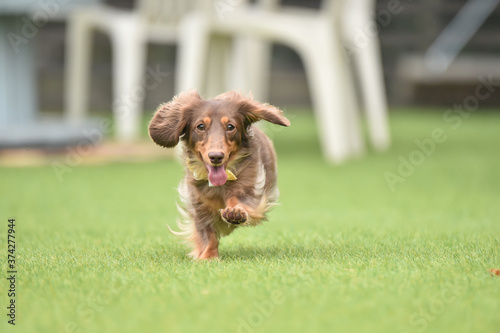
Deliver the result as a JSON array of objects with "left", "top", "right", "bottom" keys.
[{"left": 1, "top": 109, "right": 499, "bottom": 333}]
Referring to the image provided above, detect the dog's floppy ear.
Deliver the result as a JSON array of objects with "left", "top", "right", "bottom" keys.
[
  {"left": 242, "top": 100, "right": 291, "bottom": 127},
  {"left": 216, "top": 91, "right": 291, "bottom": 127},
  {"left": 149, "top": 90, "right": 202, "bottom": 148}
]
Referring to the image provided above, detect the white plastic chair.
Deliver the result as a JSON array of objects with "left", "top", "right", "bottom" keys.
[
  {"left": 65, "top": 0, "right": 203, "bottom": 141},
  {"left": 176, "top": 0, "right": 389, "bottom": 163}
]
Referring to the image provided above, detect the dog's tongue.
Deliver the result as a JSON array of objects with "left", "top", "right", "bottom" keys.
[{"left": 207, "top": 165, "right": 227, "bottom": 186}]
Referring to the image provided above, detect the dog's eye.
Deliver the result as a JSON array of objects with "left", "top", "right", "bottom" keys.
[
  {"left": 196, "top": 124, "right": 206, "bottom": 131},
  {"left": 227, "top": 124, "right": 236, "bottom": 132}
]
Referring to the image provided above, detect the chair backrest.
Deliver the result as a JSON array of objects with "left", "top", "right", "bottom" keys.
[
  {"left": 323, "top": 0, "right": 374, "bottom": 21},
  {"left": 136, "top": 0, "right": 283, "bottom": 38},
  {"left": 138, "top": 0, "right": 284, "bottom": 25},
  {"left": 137, "top": 0, "right": 206, "bottom": 30}
]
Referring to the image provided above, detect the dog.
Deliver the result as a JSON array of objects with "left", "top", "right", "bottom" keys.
[{"left": 149, "top": 90, "right": 290, "bottom": 259}]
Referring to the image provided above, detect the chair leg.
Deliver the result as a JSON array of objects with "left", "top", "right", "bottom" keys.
[
  {"left": 230, "top": 37, "right": 271, "bottom": 102},
  {"left": 249, "top": 40, "right": 272, "bottom": 102},
  {"left": 344, "top": 0, "right": 390, "bottom": 151},
  {"left": 229, "top": 37, "right": 251, "bottom": 96},
  {"left": 340, "top": 51, "right": 364, "bottom": 158},
  {"left": 110, "top": 20, "right": 147, "bottom": 142},
  {"left": 65, "top": 12, "right": 93, "bottom": 123},
  {"left": 176, "top": 13, "right": 210, "bottom": 95},
  {"left": 299, "top": 21, "right": 362, "bottom": 163},
  {"left": 354, "top": 36, "right": 390, "bottom": 150},
  {"left": 205, "top": 34, "right": 232, "bottom": 98}
]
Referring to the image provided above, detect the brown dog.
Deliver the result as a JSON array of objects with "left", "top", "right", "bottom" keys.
[{"left": 149, "top": 91, "right": 290, "bottom": 259}]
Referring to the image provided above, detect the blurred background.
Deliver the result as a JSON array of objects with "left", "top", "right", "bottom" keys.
[
  {"left": 23, "top": 0, "right": 500, "bottom": 110},
  {"left": 1, "top": 0, "right": 499, "bottom": 161}
]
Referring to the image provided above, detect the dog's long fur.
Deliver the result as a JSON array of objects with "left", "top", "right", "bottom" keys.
[{"left": 149, "top": 91, "right": 290, "bottom": 259}]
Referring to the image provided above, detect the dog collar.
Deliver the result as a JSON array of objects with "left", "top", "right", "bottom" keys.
[{"left": 186, "top": 158, "right": 237, "bottom": 184}]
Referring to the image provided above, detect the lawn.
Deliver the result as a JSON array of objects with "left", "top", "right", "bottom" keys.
[{"left": 1, "top": 109, "right": 499, "bottom": 333}]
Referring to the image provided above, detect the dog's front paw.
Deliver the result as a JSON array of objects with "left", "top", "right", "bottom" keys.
[{"left": 221, "top": 206, "right": 248, "bottom": 225}]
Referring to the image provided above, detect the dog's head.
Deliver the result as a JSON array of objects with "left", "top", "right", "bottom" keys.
[{"left": 149, "top": 90, "right": 290, "bottom": 186}]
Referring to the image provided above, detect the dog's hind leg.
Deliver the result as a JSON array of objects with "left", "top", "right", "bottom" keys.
[
  {"left": 191, "top": 224, "right": 219, "bottom": 260},
  {"left": 199, "top": 230, "right": 219, "bottom": 260}
]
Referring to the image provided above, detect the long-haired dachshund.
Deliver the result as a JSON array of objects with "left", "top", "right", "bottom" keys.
[{"left": 149, "top": 90, "right": 290, "bottom": 259}]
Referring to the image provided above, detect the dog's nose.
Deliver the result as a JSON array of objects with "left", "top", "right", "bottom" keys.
[{"left": 208, "top": 152, "right": 225, "bottom": 165}]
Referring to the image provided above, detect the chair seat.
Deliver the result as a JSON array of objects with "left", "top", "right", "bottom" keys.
[{"left": 211, "top": 8, "right": 326, "bottom": 46}]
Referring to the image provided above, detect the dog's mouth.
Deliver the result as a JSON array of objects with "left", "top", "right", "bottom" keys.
[{"left": 205, "top": 163, "right": 228, "bottom": 186}]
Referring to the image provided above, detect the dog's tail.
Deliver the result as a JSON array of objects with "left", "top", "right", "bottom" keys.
[{"left": 167, "top": 180, "right": 194, "bottom": 241}]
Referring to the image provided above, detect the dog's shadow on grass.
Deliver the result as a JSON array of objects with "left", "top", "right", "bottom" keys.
[
  {"left": 165, "top": 243, "right": 339, "bottom": 263},
  {"left": 220, "top": 244, "right": 338, "bottom": 262}
]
